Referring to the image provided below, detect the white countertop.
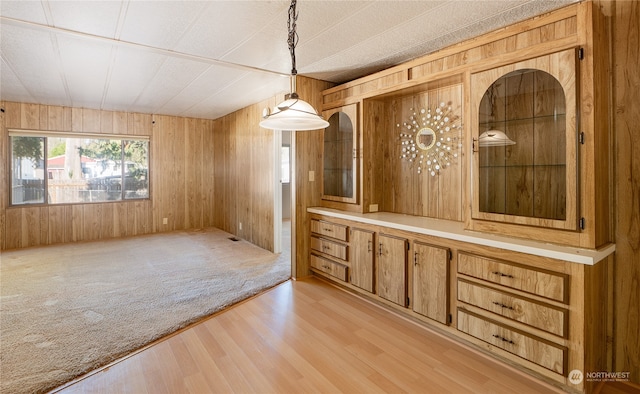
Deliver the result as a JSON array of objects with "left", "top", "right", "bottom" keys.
[{"left": 308, "top": 207, "right": 615, "bottom": 265}]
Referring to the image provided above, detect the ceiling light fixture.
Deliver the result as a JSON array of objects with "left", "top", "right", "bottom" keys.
[{"left": 259, "top": 0, "right": 329, "bottom": 131}]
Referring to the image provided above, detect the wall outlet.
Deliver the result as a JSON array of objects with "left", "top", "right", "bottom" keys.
[
  {"left": 309, "top": 170, "right": 315, "bottom": 182},
  {"left": 239, "top": 222, "right": 242, "bottom": 230},
  {"left": 162, "top": 217, "right": 168, "bottom": 225},
  {"left": 369, "top": 204, "right": 379, "bottom": 212}
]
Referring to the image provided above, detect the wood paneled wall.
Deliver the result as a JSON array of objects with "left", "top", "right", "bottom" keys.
[
  {"left": 374, "top": 83, "right": 464, "bottom": 221},
  {"left": 612, "top": 0, "right": 640, "bottom": 383},
  {"left": 212, "top": 96, "right": 278, "bottom": 252},
  {"left": 290, "top": 76, "right": 335, "bottom": 278},
  {"left": 0, "top": 101, "right": 216, "bottom": 250}
]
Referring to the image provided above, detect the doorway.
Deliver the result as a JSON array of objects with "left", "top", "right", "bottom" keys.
[{"left": 273, "top": 130, "right": 292, "bottom": 265}]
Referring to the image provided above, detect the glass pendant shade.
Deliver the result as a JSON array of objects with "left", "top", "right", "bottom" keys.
[
  {"left": 478, "top": 129, "right": 516, "bottom": 147},
  {"left": 258, "top": 0, "right": 328, "bottom": 131},
  {"left": 260, "top": 95, "right": 329, "bottom": 131}
]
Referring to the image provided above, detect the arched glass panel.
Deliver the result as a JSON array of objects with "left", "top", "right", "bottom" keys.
[
  {"left": 478, "top": 69, "right": 567, "bottom": 220},
  {"left": 323, "top": 112, "right": 354, "bottom": 199}
]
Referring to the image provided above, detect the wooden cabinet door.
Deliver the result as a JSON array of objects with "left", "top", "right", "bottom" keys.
[
  {"left": 377, "top": 234, "right": 408, "bottom": 306},
  {"left": 322, "top": 103, "right": 359, "bottom": 204},
  {"left": 412, "top": 242, "right": 450, "bottom": 324},
  {"left": 350, "top": 228, "right": 375, "bottom": 293}
]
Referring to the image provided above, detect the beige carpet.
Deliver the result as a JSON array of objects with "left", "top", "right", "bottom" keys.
[{"left": 0, "top": 228, "right": 290, "bottom": 394}]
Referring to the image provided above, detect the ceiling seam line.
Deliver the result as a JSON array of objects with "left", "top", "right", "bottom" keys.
[
  {"left": 40, "top": 1, "right": 73, "bottom": 107},
  {"left": 0, "top": 16, "right": 289, "bottom": 78}
]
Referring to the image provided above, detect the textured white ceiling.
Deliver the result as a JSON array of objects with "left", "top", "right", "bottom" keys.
[{"left": 0, "top": 0, "right": 576, "bottom": 120}]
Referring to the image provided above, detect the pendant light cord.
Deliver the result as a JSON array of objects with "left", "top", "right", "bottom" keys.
[{"left": 287, "top": 0, "right": 299, "bottom": 76}]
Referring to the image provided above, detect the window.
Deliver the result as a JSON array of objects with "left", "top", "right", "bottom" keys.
[
  {"left": 10, "top": 130, "right": 149, "bottom": 205},
  {"left": 281, "top": 145, "right": 290, "bottom": 184}
]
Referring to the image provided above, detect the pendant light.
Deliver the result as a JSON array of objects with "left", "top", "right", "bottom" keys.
[
  {"left": 478, "top": 129, "right": 516, "bottom": 147},
  {"left": 259, "top": 0, "right": 329, "bottom": 131},
  {"left": 477, "top": 82, "right": 516, "bottom": 147}
]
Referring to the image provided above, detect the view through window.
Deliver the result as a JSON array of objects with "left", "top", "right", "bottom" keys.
[
  {"left": 281, "top": 145, "right": 290, "bottom": 184},
  {"left": 10, "top": 131, "right": 149, "bottom": 205}
]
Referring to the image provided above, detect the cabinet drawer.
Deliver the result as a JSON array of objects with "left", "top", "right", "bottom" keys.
[
  {"left": 310, "top": 254, "right": 348, "bottom": 281},
  {"left": 311, "top": 219, "right": 348, "bottom": 241},
  {"left": 457, "top": 309, "right": 567, "bottom": 375},
  {"left": 457, "top": 252, "right": 568, "bottom": 303},
  {"left": 457, "top": 279, "right": 567, "bottom": 337},
  {"left": 311, "top": 236, "right": 348, "bottom": 261}
]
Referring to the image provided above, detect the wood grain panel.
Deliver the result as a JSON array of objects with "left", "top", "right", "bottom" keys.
[
  {"left": 457, "top": 308, "right": 567, "bottom": 375},
  {"left": 310, "top": 254, "right": 348, "bottom": 282},
  {"left": 101, "top": 203, "right": 114, "bottom": 239},
  {"left": 291, "top": 76, "right": 335, "bottom": 277},
  {"left": 82, "top": 203, "right": 102, "bottom": 241},
  {"left": 377, "top": 233, "right": 408, "bottom": 306},
  {"left": 412, "top": 242, "right": 449, "bottom": 324},
  {"left": 377, "top": 83, "right": 463, "bottom": 221},
  {"left": 0, "top": 102, "right": 6, "bottom": 250},
  {"left": 24, "top": 207, "right": 40, "bottom": 247},
  {"left": 212, "top": 117, "right": 227, "bottom": 231},
  {"left": 458, "top": 252, "right": 568, "bottom": 303},
  {"left": 612, "top": 0, "right": 640, "bottom": 383},
  {"left": 349, "top": 227, "right": 375, "bottom": 293},
  {"left": 186, "top": 118, "right": 204, "bottom": 229},
  {"left": 202, "top": 119, "right": 216, "bottom": 228},
  {"left": 310, "top": 219, "right": 348, "bottom": 241},
  {"left": 361, "top": 100, "right": 385, "bottom": 212},
  {"left": 457, "top": 279, "right": 567, "bottom": 337},
  {"left": 310, "top": 236, "right": 348, "bottom": 261}
]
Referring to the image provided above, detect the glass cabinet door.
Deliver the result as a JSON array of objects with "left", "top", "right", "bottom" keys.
[
  {"left": 322, "top": 103, "right": 358, "bottom": 204},
  {"left": 471, "top": 49, "right": 578, "bottom": 230}
]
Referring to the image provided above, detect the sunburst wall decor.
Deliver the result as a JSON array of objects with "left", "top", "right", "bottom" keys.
[{"left": 397, "top": 101, "right": 462, "bottom": 176}]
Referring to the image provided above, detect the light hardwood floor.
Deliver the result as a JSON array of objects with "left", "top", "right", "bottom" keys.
[{"left": 56, "top": 277, "right": 569, "bottom": 394}]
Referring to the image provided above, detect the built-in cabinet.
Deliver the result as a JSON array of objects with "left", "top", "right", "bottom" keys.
[
  {"left": 349, "top": 227, "right": 375, "bottom": 293},
  {"left": 311, "top": 2, "right": 614, "bottom": 392},
  {"left": 308, "top": 209, "right": 612, "bottom": 393},
  {"left": 412, "top": 242, "right": 450, "bottom": 325},
  {"left": 309, "top": 219, "right": 349, "bottom": 281},
  {"left": 456, "top": 252, "right": 570, "bottom": 375},
  {"left": 471, "top": 49, "right": 578, "bottom": 231},
  {"left": 322, "top": 104, "right": 358, "bottom": 204},
  {"left": 377, "top": 234, "right": 408, "bottom": 307},
  {"left": 310, "top": 214, "right": 450, "bottom": 321}
]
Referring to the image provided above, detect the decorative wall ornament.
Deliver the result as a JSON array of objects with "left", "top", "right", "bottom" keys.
[{"left": 397, "top": 102, "right": 462, "bottom": 176}]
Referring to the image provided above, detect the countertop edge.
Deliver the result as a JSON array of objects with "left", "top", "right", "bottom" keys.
[{"left": 307, "top": 207, "right": 616, "bottom": 265}]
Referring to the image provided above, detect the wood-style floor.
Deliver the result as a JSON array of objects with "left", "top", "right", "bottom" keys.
[{"left": 56, "top": 277, "right": 568, "bottom": 394}]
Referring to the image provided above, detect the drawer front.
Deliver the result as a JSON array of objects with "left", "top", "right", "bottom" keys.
[
  {"left": 457, "top": 252, "right": 568, "bottom": 303},
  {"left": 311, "top": 219, "right": 348, "bottom": 241},
  {"left": 311, "top": 236, "right": 348, "bottom": 261},
  {"left": 457, "top": 280, "right": 567, "bottom": 337},
  {"left": 457, "top": 309, "right": 566, "bottom": 375},
  {"left": 310, "top": 254, "right": 348, "bottom": 281}
]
